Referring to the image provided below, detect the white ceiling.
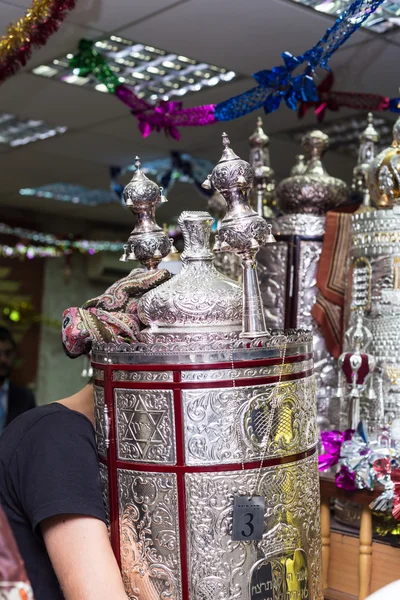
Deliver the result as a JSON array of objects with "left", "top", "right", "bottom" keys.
[{"left": 0, "top": 0, "right": 399, "bottom": 234}]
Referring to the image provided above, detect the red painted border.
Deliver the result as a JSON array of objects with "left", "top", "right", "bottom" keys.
[
  {"left": 95, "top": 369, "right": 313, "bottom": 391},
  {"left": 99, "top": 447, "right": 317, "bottom": 474},
  {"left": 92, "top": 352, "right": 313, "bottom": 374},
  {"left": 104, "top": 368, "right": 121, "bottom": 567}
]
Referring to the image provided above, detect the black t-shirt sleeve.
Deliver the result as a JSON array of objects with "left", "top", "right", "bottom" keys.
[{"left": 11, "top": 408, "right": 106, "bottom": 532}]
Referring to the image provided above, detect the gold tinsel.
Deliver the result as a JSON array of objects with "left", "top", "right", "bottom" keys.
[{"left": 0, "top": 0, "right": 53, "bottom": 59}]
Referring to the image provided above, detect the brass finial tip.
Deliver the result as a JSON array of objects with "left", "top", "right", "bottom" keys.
[
  {"left": 222, "top": 132, "right": 230, "bottom": 148},
  {"left": 134, "top": 156, "right": 141, "bottom": 170},
  {"left": 367, "top": 113, "right": 373, "bottom": 124},
  {"left": 256, "top": 116, "right": 263, "bottom": 127}
]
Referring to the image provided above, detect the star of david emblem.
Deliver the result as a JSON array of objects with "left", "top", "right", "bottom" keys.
[{"left": 121, "top": 396, "right": 166, "bottom": 458}]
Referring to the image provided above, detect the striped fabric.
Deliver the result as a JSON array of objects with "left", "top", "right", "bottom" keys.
[{"left": 311, "top": 211, "right": 352, "bottom": 358}]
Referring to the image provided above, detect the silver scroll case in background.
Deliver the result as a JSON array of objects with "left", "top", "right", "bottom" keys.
[{"left": 257, "top": 128, "right": 349, "bottom": 428}]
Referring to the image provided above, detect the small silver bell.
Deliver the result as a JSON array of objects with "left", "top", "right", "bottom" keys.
[
  {"left": 169, "top": 238, "right": 179, "bottom": 254},
  {"left": 220, "top": 240, "right": 230, "bottom": 251},
  {"left": 159, "top": 187, "right": 168, "bottom": 203},
  {"left": 249, "top": 238, "right": 259, "bottom": 251},
  {"left": 202, "top": 174, "right": 212, "bottom": 190},
  {"left": 128, "top": 246, "right": 137, "bottom": 261},
  {"left": 213, "top": 235, "right": 221, "bottom": 253},
  {"left": 265, "top": 224, "right": 276, "bottom": 244},
  {"left": 125, "top": 193, "right": 133, "bottom": 207},
  {"left": 237, "top": 175, "right": 246, "bottom": 185},
  {"left": 153, "top": 248, "right": 162, "bottom": 258},
  {"left": 119, "top": 244, "right": 129, "bottom": 262}
]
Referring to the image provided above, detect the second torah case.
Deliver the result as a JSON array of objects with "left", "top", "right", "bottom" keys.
[{"left": 91, "top": 135, "right": 322, "bottom": 600}]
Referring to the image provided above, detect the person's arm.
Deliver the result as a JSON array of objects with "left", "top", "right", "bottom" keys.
[{"left": 41, "top": 515, "right": 127, "bottom": 600}]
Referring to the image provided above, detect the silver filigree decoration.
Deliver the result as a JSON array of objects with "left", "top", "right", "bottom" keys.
[
  {"left": 115, "top": 388, "right": 176, "bottom": 464},
  {"left": 182, "top": 375, "right": 317, "bottom": 465},
  {"left": 118, "top": 469, "right": 181, "bottom": 600}
]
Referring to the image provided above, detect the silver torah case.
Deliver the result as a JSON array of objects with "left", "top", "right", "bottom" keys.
[
  {"left": 92, "top": 142, "right": 322, "bottom": 600},
  {"left": 257, "top": 129, "right": 348, "bottom": 427}
]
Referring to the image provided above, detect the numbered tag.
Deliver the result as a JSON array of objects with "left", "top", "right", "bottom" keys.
[{"left": 232, "top": 495, "right": 265, "bottom": 541}]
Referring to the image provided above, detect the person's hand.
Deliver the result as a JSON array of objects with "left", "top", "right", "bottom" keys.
[{"left": 62, "top": 268, "right": 171, "bottom": 358}]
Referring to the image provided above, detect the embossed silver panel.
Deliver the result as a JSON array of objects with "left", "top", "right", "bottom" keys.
[
  {"left": 113, "top": 370, "right": 174, "bottom": 382},
  {"left": 185, "top": 453, "right": 322, "bottom": 600},
  {"left": 118, "top": 469, "right": 182, "bottom": 600},
  {"left": 93, "top": 368, "right": 104, "bottom": 380},
  {"left": 182, "top": 375, "right": 317, "bottom": 465},
  {"left": 257, "top": 242, "right": 288, "bottom": 329},
  {"left": 115, "top": 388, "right": 176, "bottom": 464},
  {"left": 297, "top": 240, "right": 322, "bottom": 329},
  {"left": 181, "top": 359, "right": 313, "bottom": 382},
  {"left": 94, "top": 385, "right": 107, "bottom": 458},
  {"left": 271, "top": 214, "right": 326, "bottom": 237}
]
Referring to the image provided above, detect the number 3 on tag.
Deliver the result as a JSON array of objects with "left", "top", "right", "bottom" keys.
[{"left": 232, "top": 496, "right": 265, "bottom": 541}]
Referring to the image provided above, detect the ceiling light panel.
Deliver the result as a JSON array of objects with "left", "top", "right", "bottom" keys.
[
  {"left": 32, "top": 35, "right": 237, "bottom": 102},
  {"left": 0, "top": 114, "right": 67, "bottom": 147},
  {"left": 290, "top": 0, "right": 400, "bottom": 33},
  {"left": 279, "top": 113, "right": 393, "bottom": 156}
]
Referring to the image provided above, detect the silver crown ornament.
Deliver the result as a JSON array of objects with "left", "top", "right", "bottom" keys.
[
  {"left": 119, "top": 157, "right": 173, "bottom": 270},
  {"left": 276, "top": 130, "right": 348, "bottom": 214},
  {"left": 202, "top": 132, "right": 275, "bottom": 338},
  {"left": 248, "top": 117, "right": 276, "bottom": 218}
]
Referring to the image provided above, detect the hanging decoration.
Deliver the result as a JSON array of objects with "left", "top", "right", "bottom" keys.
[
  {"left": 69, "top": 0, "right": 396, "bottom": 140},
  {"left": 110, "top": 152, "right": 214, "bottom": 199},
  {"left": 297, "top": 72, "right": 399, "bottom": 121},
  {"left": 20, "top": 184, "right": 121, "bottom": 206},
  {"left": 0, "top": 221, "right": 180, "bottom": 260},
  {"left": 319, "top": 425, "right": 400, "bottom": 532},
  {"left": 0, "top": 0, "right": 76, "bottom": 84}
]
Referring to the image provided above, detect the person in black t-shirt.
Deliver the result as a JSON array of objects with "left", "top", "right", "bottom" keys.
[{"left": 0, "top": 268, "right": 170, "bottom": 600}]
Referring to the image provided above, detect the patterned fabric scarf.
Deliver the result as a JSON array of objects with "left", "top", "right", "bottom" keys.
[
  {"left": 61, "top": 268, "right": 171, "bottom": 358},
  {"left": 0, "top": 505, "right": 33, "bottom": 598}
]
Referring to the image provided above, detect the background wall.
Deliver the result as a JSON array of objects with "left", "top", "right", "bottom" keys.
[{"left": 36, "top": 254, "right": 104, "bottom": 405}]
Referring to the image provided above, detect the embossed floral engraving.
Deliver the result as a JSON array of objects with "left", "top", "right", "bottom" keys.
[
  {"left": 182, "top": 375, "right": 317, "bottom": 466},
  {"left": 93, "top": 368, "right": 104, "bottom": 380},
  {"left": 113, "top": 370, "right": 174, "bottom": 383},
  {"left": 181, "top": 360, "right": 312, "bottom": 383},
  {"left": 297, "top": 241, "right": 322, "bottom": 329},
  {"left": 185, "top": 454, "right": 322, "bottom": 600},
  {"left": 94, "top": 385, "right": 107, "bottom": 457},
  {"left": 118, "top": 469, "right": 181, "bottom": 600},
  {"left": 115, "top": 388, "right": 176, "bottom": 464}
]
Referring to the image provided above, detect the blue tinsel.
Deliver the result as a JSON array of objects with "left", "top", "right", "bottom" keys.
[{"left": 215, "top": 0, "right": 385, "bottom": 121}]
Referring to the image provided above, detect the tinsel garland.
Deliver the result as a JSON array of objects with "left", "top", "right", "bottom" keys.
[
  {"left": 0, "top": 0, "right": 76, "bottom": 84},
  {"left": 0, "top": 221, "right": 180, "bottom": 259},
  {"left": 69, "top": 0, "right": 396, "bottom": 139}
]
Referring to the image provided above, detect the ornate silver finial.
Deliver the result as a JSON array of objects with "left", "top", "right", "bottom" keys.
[
  {"left": 248, "top": 117, "right": 276, "bottom": 218},
  {"left": 337, "top": 313, "right": 376, "bottom": 430},
  {"left": 202, "top": 132, "right": 275, "bottom": 338},
  {"left": 276, "top": 130, "right": 348, "bottom": 215},
  {"left": 353, "top": 113, "right": 379, "bottom": 206},
  {"left": 120, "top": 156, "right": 173, "bottom": 270}
]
